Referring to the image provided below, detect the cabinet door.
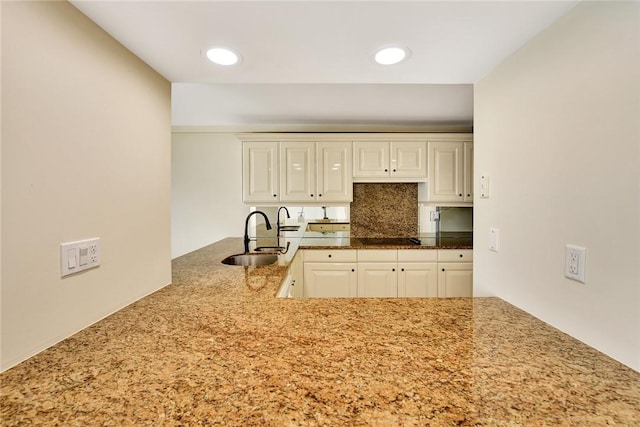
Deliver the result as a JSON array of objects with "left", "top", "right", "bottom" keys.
[
  {"left": 280, "top": 142, "right": 316, "bottom": 202},
  {"left": 303, "top": 263, "right": 357, "bottom": 297},
  {"left": 242, "top": 141, "right": 279, "bottom": 202},
  {"left": 358, "top": 263, "right": 397, "bottom": 297},
  {"left": 463, "top": 142, "right": 473, "bottom": 202},
  {"left": 438, "top": 263, "right": 473, "bottom": 297},
  {"left": 398, "top": 262, "right": 438, "bottom": 297},
  {"left": 391, "top": 141, "right": 427, "bottom": 178},
  {"left": 353, "top": 141, "right": 390, "bottom": 177},
  {"left": 428, "top": 141, "right": 464, "bottom": 202},
  {"left": 317, "top": 141, "right": 353, "bottom": 202}
]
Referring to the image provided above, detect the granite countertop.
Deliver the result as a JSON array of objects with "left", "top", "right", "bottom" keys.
[{"left": 1, "top": 238, "right": 639, "bottom": 426}]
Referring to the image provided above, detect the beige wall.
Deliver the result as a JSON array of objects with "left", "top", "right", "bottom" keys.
[
  {"left": 1, "top": 1, "right": 172, "bottom": 371},
  {"left": 474, "top": 1, "right": 639, "bottom": 370},
  {"left": 171, "top": 132, "right": 248, "bottom": 258}
]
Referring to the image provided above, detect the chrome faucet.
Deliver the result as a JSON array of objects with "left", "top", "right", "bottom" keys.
[
  {"left": 277, "top": 206, "right": 290, "bottom": 236},
  {"left": 244, "top": 211, "right": 272, "bottom": 253}
]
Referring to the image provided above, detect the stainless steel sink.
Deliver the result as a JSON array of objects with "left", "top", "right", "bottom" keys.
[
  {"left": 254, "top": 246, "right": 286, "bottom": 252},
  {"left": 221, "top": 253, "right": 278, "bottom": 266},
  {"left": 278, "top": 225, "right": 300, "bottom": 232}
]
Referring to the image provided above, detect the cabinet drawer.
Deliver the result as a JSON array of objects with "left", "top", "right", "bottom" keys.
[
  {"left": 307, "top": 223, "right": 333, "bottom": 232},
  {"left": 304, "top": 249, "right": 357, "bottom": 263},
  {"left": 397, "top": 249, "right": 438, "bottom": 262},
  {"left": 333, "top": 223, "right": 350, "bottom": 231},
  {"left": 357, "top": 249, "right": 397, "bottom": 262},
  {"left": 438, "top": 249, "right": 473, "bottom": 262}
]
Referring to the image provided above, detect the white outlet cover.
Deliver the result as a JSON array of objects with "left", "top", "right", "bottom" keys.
[
  {"left": 489, "top": 227, "right": 499, "bottom": 252},
  {"left": 565, "top": 244, "right": 586, "bottom": 283},
  {"left": 61, "top": 238, "right": 101, "bottom": 277}
]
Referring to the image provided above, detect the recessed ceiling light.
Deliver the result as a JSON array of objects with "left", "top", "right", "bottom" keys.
[
  {"left": 374, "top": 47, "right": 410, "bottom": 65},
  {"left": 206, "top": 47, "right": 240, "bottom": 66}
]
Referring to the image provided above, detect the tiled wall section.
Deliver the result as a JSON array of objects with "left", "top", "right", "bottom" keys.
[{"left": 351, "top": 183, "right": 418, "bottom": 237}]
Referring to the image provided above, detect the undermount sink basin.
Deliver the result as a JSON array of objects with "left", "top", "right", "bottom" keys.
[
  {"left": 278, "top": 225, "right": 300, "bottom": 232},
  {"left": 221, "top": 253, "right": 278, "bottom": 266},
  {"left": 254, "top": 246, "right": 286, "bottom": 252}
]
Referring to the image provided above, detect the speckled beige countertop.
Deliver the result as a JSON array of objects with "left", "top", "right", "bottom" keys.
[{"left": 1, "top": 238, "right": 639, "bottom": 426}]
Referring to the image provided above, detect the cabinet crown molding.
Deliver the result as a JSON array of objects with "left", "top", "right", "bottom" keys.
[{"left": 237, "top": 132, "right": 473, "bottom": 142}]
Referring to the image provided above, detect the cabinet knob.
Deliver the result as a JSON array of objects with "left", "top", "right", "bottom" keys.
[
  {"left": 459, "top": 254, "right": 463, "bottom": 258},
  {"left": 273, "top": 194, "right": 277, "bottom": 197},
  {"left": 318, "top": 194, "right": 322, "bottom": 197},
  {"left": 442, "top": 268, "right": 445, "bottom": 272},
  {"left": 385, "top": 169, "right": 388, "bottom": 172},
  {"left": 351, "top": 269, "right": 355, "bottom": 272},
  {"left": 310, "top": 194, "right": 314, "bottom": 197},
  {"left": 393, "top": 169, "right": 397, "bottom": 172},
  {"left": 459, "top": 193, "right": 463, "bottom": 197},
  {"left": 467, "top": 194, "right": 471, "bottom": 197},
  {"left": 392, "top": 268, "right": 395, "bottom": 272},
  {"left": 401, "top": 268, "right": 405, "bottom": 272},
  {"left": 328, "top": 254, "right": 332, "bottom": 258}
]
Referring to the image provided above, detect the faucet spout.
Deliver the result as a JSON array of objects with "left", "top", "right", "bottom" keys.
[
  {"left": 244, "top": 211, "right": 272, "bottom": 253},
  {"left": 277, "top": 206, "right": 290, "bottom": 236},
  {"left": 322, "top": 206, "right": 329, "bottom": 220}
]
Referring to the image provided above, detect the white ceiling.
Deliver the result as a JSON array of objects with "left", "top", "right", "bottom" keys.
[{"left": 71, "top": 1, "right": 579, "bottom": 128}]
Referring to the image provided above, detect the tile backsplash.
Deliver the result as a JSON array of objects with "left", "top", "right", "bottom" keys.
[{"left": 350, "top": 183, "right": 418, "bottom": 237}]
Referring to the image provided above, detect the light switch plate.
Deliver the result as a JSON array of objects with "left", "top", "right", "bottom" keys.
[
  {"left": 61, "top": 238, "right": 100, "bottom": 277},
  {"left": 489, "top": 227, "right": 499, "bottom": 252},
  {"left": 480, "top": 175, "right": 490, "bottom": 198}
]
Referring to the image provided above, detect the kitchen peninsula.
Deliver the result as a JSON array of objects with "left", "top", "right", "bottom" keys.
[{"left": 1, "top": 238, "right": 638, "bottom": 425}]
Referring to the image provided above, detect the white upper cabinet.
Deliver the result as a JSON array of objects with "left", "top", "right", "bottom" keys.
[
  {"left": 427, "top": 140, "right": 473, "bottom": 203},
  {"left": 242, "top": 141, "right": 279, "bottom": 203},
  {"left": 280, "top": 141, "right": 316, "bottom": 202},
  {"left": 353, "top": 141, "right": 389, "bottom": 177},
  {"left": 317, "top": 141, "right": 353, "bottom": 202},
  {"left": 353, "top": 140, "right": 426, "bottom": 180},
  {"left": 392, "top": 141, "right": 427, "bottom": 178},
  {"left": 280, "top": 141, "right": 352, "bottom": 203}
]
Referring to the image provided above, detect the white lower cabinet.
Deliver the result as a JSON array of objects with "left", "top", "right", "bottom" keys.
[
  {"left": 303, "top": 263, "right": 357, "bottom": 297},
  {"left": 437, "top": 250, "right": 473, "bottom": 297},
  {"left": 298, "top": 248, "right": 472, "bottom": 298},
  {"left": 357, "top": 249, "right": 397, "bottom": 297},
  {"left": 302, "top": 250, "right": 357, "bottom": 298},
  {"left": 398, "top": 263, "right": 439, "bottom": 297},
  {"left": 358, "top": 263, "right": 397, "bottom": 297},
  {"left": 438, "top": 264, "right": 473, "bottom": 297}
]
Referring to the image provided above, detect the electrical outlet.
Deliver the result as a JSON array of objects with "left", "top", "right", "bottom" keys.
[
  {"left": 61, "top": 238, "right": 101, "bottom": 277},
  {"left": 565, "top": 244, "right": 586, "bottom": 283}
]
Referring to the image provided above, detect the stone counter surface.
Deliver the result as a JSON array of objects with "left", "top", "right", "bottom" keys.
[{"left": 1, "top": 238, "right": 639, "bottom": 426}]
